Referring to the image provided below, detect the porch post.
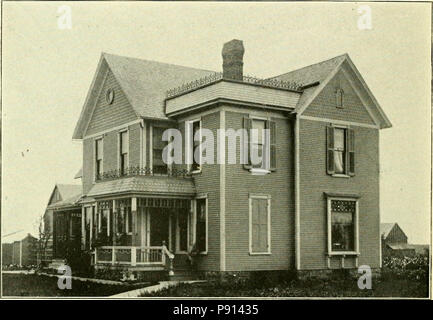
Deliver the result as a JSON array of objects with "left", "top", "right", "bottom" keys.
[
  {"left": 81, "top": 206, "right": 86, "bottom": 250},
  {"left": 168, "top": 211, "right": 172, "bottom": 252},
  {"left": 112, "top": 200, "right": 117, "bottom": 246},
  {"left": 89, "top": 208, "right": 93, "bottom": 247},
  {"left": 131, "top": 197, "right": 137, "bottom": 246}
]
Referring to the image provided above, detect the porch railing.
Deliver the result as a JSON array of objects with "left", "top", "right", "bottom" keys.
[
  {"left": 95, "top": 245, "right": 175, "bottom": 274},
  {"left": 95, "top": 246, "right": 165, "bottom": 266},
  {"left": 95, "top": 166, "right": 190, "bottom": 182}
]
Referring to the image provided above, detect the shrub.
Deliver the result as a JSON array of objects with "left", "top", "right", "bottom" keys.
[{"left": 382, "top": 255, "right": 429, "bottom": 281}]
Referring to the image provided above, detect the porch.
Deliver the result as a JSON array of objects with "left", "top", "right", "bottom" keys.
[{"left": 83, "top": 194, "right": 205, "bottom": 276}]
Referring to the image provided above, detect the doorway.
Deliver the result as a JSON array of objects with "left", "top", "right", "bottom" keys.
[{"left": 149, "top": 208, "right": 169, "bottom": 246}]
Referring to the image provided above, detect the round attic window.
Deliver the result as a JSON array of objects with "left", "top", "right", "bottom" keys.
[{"left": 106, "top": 89, "right": 115, "bottom": 104}]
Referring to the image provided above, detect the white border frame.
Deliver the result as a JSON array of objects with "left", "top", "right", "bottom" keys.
[{"left": 248, "top": 194, "right": 272, "bottom": 255}]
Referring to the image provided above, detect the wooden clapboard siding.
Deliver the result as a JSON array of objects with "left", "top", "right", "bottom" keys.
[
  {"left": 224, "top": 110, "right": 294, "bottom": 271},
  {"left": 85, "top": 68, "right": 138, "bottom": 136},
  {"left": 177, "top": 111, "right": 221, "bottom": 271},
  {"left": 299, "top": 118, "right": 380, "bottom": 269},
  {"left": 385, "top": 224, "right": 408, "bottom": 244},
  {"left": 303, "top": 68, "right": 376, "bottom": 125}
]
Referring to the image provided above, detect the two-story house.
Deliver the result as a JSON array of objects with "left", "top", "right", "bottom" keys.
[{"left": 71, "top": 39, "right": 391, "bottom": 280}]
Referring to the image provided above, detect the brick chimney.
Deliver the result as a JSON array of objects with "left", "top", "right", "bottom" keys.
[{"left": 222, "top": 39, "right": 244, "bottom": 81}]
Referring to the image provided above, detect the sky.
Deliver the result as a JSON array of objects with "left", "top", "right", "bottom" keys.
[{"left": 1, "top": 2, "right": 431, "bottom": 244}]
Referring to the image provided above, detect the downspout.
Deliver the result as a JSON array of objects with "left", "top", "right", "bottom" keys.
[{"left": 294, "top": 113, "right": 301, "bottom": 270}]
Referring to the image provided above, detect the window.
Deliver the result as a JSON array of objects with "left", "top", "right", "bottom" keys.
[
  {"left": 327, "top": 198, "right": 359, "bottom": 254},
  {"left": 119, "top": 131, "right": 128, "bottom": 175},
  {"left": 152, "top": 126, "right": 168, "bottom": 174},
  {"left": 326, "top": 126, "right": 355, "bottom": 176},
  {"left": 336, "top": 88, "right": 344, "bottom": 108},
  {"left": 243, "top": 117, "right": 276, "bottom": 171},
  {"left": 333, "top": 128, "right": 345, "bottom": 174},
  {"left": 187, "top": 120, "right": 201, "bottom": 173},
  {"left": 195, "top": 198, "right": 207, "bottom": 253},
  {"left": 95, "top": 138, "right": 103, "bottom": 180},
  {"left": 251, "top": 119, "right": 266, "bottom": 169},
  {"left": 249, "top": 195, "right": 271, "bottom": 254}
]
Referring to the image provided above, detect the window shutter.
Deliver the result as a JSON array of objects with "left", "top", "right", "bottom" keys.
[
  {"left": 347, "top": 128, "right": 355, "bottom": 176},
  {"left": 326, "top": 126, "right": 335, "bottom": 175},
  {"left": 251, "top": 199, "right": 260, "bottom": 252},
  {"left": 266, "top": 120, "right": 277, "bottom": 171},
  {"left": 259, "top": 200, "right": 268, "bottom": 252},
  {"left": 243, "top": 117, "right": 252, "bottom": 169}
]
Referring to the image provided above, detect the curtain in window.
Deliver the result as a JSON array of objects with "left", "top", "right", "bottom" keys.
[{"left": 333, "top": 128, "right": 345, "bottom": 174}]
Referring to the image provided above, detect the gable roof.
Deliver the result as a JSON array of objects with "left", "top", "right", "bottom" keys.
[
  {"left": 270, "top": 53, "right": 392, "bottom": 129},
  {"left": 73, "top": 53, "right": 215, "bottom": 139},
  {"left": 47, "top": 184, "right": 82, "bottom": 207},
  {"left": 47, "top": 192, "right": 82, "bottom": 210},
  {"left": 380, "top": 223, "right": 396, "bottom": 238}
]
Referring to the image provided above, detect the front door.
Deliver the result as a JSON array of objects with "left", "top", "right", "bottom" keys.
[{"left": 149, "top": 208, "right": 169, "bottom": 246}]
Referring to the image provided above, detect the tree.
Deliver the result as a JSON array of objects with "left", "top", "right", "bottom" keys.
[{"left": 35, "top": 214, "right": 52, "bottom": 267}]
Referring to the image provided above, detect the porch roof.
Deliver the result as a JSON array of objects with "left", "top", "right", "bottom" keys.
[
  {"left": 86, "top": 176, "right": 196, "bottom": 198},
  {"left": 47, "top": 193, "right": 82, "bottom": 210}
]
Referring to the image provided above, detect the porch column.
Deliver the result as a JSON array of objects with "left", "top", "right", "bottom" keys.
[
  {"left": 112, "top": 200, "right": 117, "bottom": 246},
  {"left": 89, "top": 207, "right": 93, "bottom": 247},
  {"left": 131, "top": 197, "right": 138, "bottom": 246},
  {"left": 81, "top": 206, "right": 86, "bottom": 250}
]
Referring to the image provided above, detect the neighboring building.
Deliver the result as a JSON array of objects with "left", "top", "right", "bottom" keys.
[
  {"left": 2, "top": 243, "right": 13, "bottom": 266},
  {"left": 381, "top": 223, "right": 416, "bottom": 258},
  {"left": 42, "top": 184, "right": 82, "bottom": 264},
  {"left": 10, "top": 234, "right": 38, "bottom": 267},
  {"left": 64, "top": 39, "right": 391, "bottom": 279}
]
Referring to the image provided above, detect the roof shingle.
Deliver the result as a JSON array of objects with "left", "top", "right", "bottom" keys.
[{"left": 103, "top": 53, "right": 216, "bottom": 120}]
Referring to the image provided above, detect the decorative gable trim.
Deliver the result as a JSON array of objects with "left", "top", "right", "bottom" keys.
[
  {"left": 72, "top": 54, "right": 141, "bottom": 140},
  {"left": 295, "top": 54, "right": 392, "bottom": 129}
]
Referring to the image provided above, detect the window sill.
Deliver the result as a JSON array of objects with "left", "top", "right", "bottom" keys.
[
  {"left": 331, "top": 174, "right": 350, "bottom": 178},
  {"left": 249, "top": 252, "right": 271, "bottom": 256},
  {"left": 327, "top": 251, "right": 359, "bottom": 256},
  {"left": 249, "top": 168, "right": 271, "bottom": 175}
]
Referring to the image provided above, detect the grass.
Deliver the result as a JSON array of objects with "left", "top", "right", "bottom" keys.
[
  {"left": 140, "top": 276, "right": 429, "bottom": 298},
  {"left": 2, "top": 274, "right": 145, "bottom": 297}
]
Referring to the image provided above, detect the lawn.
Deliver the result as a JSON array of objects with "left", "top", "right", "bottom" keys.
[
  {"left": 140, "top": 277, "right": 429, "bottom": 298},
  {"left": 2, "top": 274, "right": 144, "bottom": 297}
]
